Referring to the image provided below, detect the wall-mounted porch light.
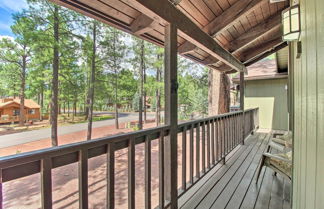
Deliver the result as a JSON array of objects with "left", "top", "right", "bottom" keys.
[{"left": 282, "top": 5, "right": 300, "bottom": 41}]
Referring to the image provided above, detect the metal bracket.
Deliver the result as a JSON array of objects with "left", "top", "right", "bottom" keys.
[{"left": 171, "top": 79, "right": 178, "bottom": 93}]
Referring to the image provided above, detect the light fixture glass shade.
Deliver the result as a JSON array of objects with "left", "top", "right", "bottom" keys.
[{"left": 282, "top": 5, "right": 300, "bottom": 41}]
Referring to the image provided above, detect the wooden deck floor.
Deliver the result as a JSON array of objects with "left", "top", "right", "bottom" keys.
[{"left": 179, "top": 131, "right": 291, "bottom": 209}]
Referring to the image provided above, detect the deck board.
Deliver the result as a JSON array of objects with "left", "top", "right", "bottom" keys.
[
  {"left": 179, "top": 131, "right": 291, "bottom": 209},
  {"left": 180, "top": 132, "right": 259, "bottom": 208}
]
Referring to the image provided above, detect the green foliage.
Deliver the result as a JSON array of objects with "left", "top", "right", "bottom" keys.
[{"left": 0, "top": 0, "right": 209, "bottom": 124}]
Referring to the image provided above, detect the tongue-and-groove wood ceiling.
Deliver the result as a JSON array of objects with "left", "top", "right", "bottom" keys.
[{"left": 50, "top": 0, "right": 289, "bottom": 73}]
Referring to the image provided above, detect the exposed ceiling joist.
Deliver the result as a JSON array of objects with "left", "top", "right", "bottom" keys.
[
  {"left": 124, "top": 0, "right": 246, "bottom": 72},
  {"left": 130, "top": 13, "right": 156, "bottom": 35},
  {"left": 244, "top": 42, "right": 288, "bottom": 66},
  {"left": 177, "top": 0, "right": 268, "bottom": 69},
  {"left": 216, "top": 34, "right": 284, "bottom": 72},
  {"left": 170, "top": 0, "right": 182, "bottom": 6},
  {"left": 178, "top": 42, "right": 197, "bottom": 54},
  {"left": 201, "top": 56, "right": 218, "bottom": 65},
  {"left": 206, "top": 0, "right": 268, "bottom": 37},
  {"left": 226, "top": 13, "right": 282, "bottom": 52},
  {"left": 241, "top": 36, "right": 283, "bottom": 62}
]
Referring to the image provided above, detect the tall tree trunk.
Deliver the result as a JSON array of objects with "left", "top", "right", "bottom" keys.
[
  {"left": 208, "top": 69, "right": 230, "bottom": 116},
  {"left": 138, "top": 40, "right": 144, "bottom": 130},
  {"left": 143, "top": 62, "right": 147, "bottom": 123},
  {"left": 67, "top": 89, "right": 69, "bottom": 117},
  {"left": 87, "top": 22, "right": 96, "bottom": 140},
  {"left": 113, "top": 31, "right": 119, "bottom": 129},
  {"left": 40, "top": 83, "right": 44, "bottom": 121},
  {"left": 155, "top": 54, "right": 161, "bottom": 126},
  {"left": 19, "top": 55, "right": 26, "bottom": 126},
  {"left": 50, "top": 6, "right": 59, "bottom": 146},
  {"left": 219, "top": 72, "right": 230, "bottom": 113}
]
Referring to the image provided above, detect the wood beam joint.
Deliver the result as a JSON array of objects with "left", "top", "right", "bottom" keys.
[
  {"left": 130, "top": 13, "right": 156, "bottom": 35},
  {"left": 178, "top": 42, "right": 197, "bottom": 54}
]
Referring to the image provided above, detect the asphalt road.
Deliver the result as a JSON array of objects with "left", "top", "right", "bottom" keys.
[{"left": 0, "top": 112, "right": 155, "bottom": 149}]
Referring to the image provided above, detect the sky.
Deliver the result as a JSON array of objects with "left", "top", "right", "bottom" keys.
[{"left": 0, "top": 0, "right": 28, "bottom": 37}]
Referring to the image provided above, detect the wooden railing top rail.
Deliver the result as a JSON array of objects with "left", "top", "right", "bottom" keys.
[
  {"left": 178, "top": 110, "right": 243, "bottom": 129},
  {"left": 0, "top": 108, "right": 258, "bottom": 183},
  {"left": 0, "top": 125, "right": 170, "bottom": 182}
]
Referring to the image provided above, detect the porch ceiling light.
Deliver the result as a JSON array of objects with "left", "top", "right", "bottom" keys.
[{"left": 282, "top": 5, "right": 300, "bottom": 41}]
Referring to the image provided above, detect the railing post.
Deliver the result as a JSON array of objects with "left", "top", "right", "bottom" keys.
[
  {"left": 240, "top": 72, "right": 245, "bottom": 145},
  {"left": 164, "top": 23, "right": 178, "bottom": 209}
]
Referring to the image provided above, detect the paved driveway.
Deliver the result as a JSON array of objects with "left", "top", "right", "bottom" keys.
[{"left": 0, "top": 112, "right": 155, "bottom": 149}]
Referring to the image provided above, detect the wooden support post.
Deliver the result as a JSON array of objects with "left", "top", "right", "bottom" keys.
[
  {"left": 164, "top": 23, "right": 178, "bottom": 209},
  {"left": 240, "top": 72, "right": 245, "bottom": 145}
]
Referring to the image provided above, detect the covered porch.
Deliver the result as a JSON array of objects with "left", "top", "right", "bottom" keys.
[
  {"left": 179, "top": 131, "right": 291, "bottom": 209},
  {"left": 1, "top": 0, "right": 323, "bottom": 208}
]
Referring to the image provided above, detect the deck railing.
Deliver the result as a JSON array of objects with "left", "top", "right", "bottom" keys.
[{"left": 0, "top": 108, "right": 258, "bottom": 209}]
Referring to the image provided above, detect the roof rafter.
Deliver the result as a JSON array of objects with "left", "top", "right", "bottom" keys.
[
  {"left": 216, "top": 34, "right": 284, "bottom": 72},
  {"left": 207, "top": 0, "right": 268, "bottom": 37},
  {"left": 226, "top": 13, "right": 282, "bottom": 52},
  {"left": 124, "top": 0, "right": 246, "bottom": 72},
  {"left": 130, "top": 13, "right": 157, "bottom": 35},
  {"left": 178, "top": 41, "right": 197, "bottom": 54},
  {"left": 244, "top": 42, "right": 288, "bottom": 66},
  {"left": 241, "top": 36, "right": 283, "bottom": 62},
  {"left": 177, "top": 0, "right": 269, "bottom": 67}
]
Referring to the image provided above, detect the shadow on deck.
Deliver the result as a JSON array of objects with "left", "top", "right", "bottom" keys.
[{"left": 179, "top": 131, "right": 291, "bottom": 209}]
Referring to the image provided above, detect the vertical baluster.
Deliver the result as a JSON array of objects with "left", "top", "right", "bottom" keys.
[
  {"left": 230, "top": 116, "right": 232, "bottom": 151},
  {"left": 211, "top": 119, "right": 215, "bottom": 165},
  {"left": 202, "top": 122, "right": 206, "bottom": 174},
  {"left": 207, "top": 120, "right": 211, "bottom": 170},
  {"left": 182, "top": 126, "right": 187, "bottom": 191},
  {"left": 233, "top": 116, "right": 235, "bottom": 148},
  {"left": 107, "top": 143, "right": 115, "bottom": 209},
  {"left": 228, "top": 116, "right": 231, "bottom": 152},
  {"left": 222, "top": 117, "right": 226, "bottom": 164},
  {"left": 232, "top": 116, "right": 234, "bottom": 150},
  {"left": 41, "top": 158, "right": 52, "bottom": 209},
  {"left": 235, "top": 114, "right": 238, "bottom": 146},
  {"left": 145, "top": 135, "right": 151, "bottom": 209},
  {"left": 79, "top": 149, "right": 88, "bottom": 209},
  {"left": 224, "top": 117, "right": 227, "bottom": 155},
  {"left": 159, "top": 131, "right": 165, "bottom": 209},
  {"left": 228, "top": 116, "right": 230, "bottom": 152},
  {"left": 196, "top": 123, "right": 200, "bottom": 178},
  {"left": 215, "top": 119, "right": 219, "bottom": 161},
  {"left": 128, "top": 138, "right": 135, "bottom": 209},
  {"left": 189, "top": 125, "right": 194, "bottom": 185}
]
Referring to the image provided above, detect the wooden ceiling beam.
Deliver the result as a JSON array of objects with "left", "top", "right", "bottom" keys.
[
  {"left": 130, "top": 13, "right": 156, "bottom": 35},
  {"left": 206, "top": 0, "right": 268, "bottom": 38},
  {"left": 123, "top": 0, "right": 246, "bottom": 72},
  {"left": 241, "top": 36, "right": 283, "bottom": 62},
  {"left": 176, "top": 0, "right": 268, "bottom": 70},
  {"left": 216, "top": 35, "right": 284, "bottom": 72},
  {"left": 226, "top": 13, "right": 282, "bottom": 52},
  {"left": 226, "top": 42, "right": 288, "bottom": 74},
  {"left": 170, "top": 0, "right": 182, "bottom": 5},
  {"left": 201, "top": 55, "right": 218, "bottom": 65},
  {"left": 178, "top": 42, "right": 197, "bottom": 54},
  {"left": 244, "top": 42, "right": 288, "bottom": 66}
]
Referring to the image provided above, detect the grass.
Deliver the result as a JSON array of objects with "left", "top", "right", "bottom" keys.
[
  {"left": 92, "top": 115, "right": 114, "bottom": 122},
  {"left": 58, "top": 114, "right": 114, "bottom": 124}
]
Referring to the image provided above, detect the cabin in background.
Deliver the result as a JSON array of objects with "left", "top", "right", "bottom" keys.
[{"left": 0, "top": 98, "right": 41, "bottom": 124}]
